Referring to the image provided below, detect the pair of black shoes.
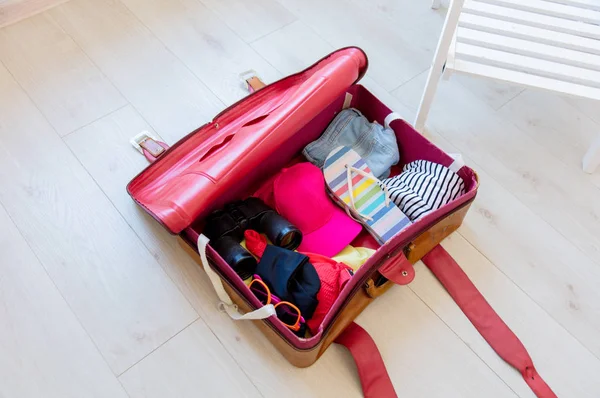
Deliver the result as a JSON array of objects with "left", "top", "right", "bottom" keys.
[{"left": 204, "top": 197, "right": 302, "bottom": 280}]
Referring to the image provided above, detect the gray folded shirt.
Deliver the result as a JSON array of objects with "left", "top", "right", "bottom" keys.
[{"left": 303, "top": 108, "right": 399, "bottom": 179}]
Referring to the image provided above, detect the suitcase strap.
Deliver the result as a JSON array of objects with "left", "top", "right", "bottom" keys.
[
  {"left": 197, "top": 234, "right": 276, "bottom": 320},
  {"left": 335, "top": 322, "right": 397, "bottom": 398},
  {"left": 422, "top": 245, "right": 557, "bottom": 398}
]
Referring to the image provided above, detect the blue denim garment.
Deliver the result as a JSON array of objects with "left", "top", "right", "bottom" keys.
[{"left": 303, "top": 108, "right": 399, "bottom": 179}]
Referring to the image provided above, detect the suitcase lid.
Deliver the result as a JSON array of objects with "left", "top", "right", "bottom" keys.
[{"left": 127, "top": 47, "right": 368, "bottom": 234}]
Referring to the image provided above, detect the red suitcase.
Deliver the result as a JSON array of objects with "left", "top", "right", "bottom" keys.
[{"left": 127, "top": 47, "right": 555, "bottom": 398}]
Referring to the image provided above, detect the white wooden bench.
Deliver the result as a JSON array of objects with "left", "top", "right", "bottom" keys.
[{"left": 417, "top": 0, "right": 600, "bottom": 173}]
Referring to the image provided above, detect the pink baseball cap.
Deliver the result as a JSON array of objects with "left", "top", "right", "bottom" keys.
[{"left": 266, "top": 162, "right": 362, "bottom": 257}]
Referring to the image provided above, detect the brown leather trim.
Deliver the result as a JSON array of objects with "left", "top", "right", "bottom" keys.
[
  {"left": 404, "top": 201, "right": 472, "bottom": 263},
  {"left": 246, "top": 76, "right": 266, "bottom": 92},
  {"left": 365, "top": 277, "right": 394, "bottom": 299}
]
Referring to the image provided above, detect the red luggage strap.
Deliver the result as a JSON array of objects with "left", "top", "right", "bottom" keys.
[
  {"left": 335, "top": 322, "right": 397, "bottom": 398},
  {"left": 422, "top": 245, "right": 556, "bottom": 398},
  {"left": 335, "top": 245, "right": 556, "bottom": 398}
]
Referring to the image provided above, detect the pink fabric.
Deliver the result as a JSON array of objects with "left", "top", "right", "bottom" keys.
[
  {"left": 256, "top": 162, "right": 362, "bottom": 257},
  {"left": 303, "top": 252, "right": 353, "bottom": 334}
]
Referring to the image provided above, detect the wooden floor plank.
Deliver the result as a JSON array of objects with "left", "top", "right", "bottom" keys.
[
  {"left": 250, "top": 21, "right": 332, "bottom": 76},
  {"left": 0, "top": 202, "right": 128, "bottom": 398},
  {"left": 349, "top": 0, "right": 446, "bottom": 29},
  {"left": 453, "top": 73, "right": 525, "bottom": 111},
  {"left": 276, "top": 0, "right": 432, "bottom": 91},
  {"left": 48, "top": 0, "right": 224, "bottom": 143},
  {"left": 0, "top": 0, "right": 68, "bottom": 28},
  {"left": 250, "top": 20, "right": 415, "bottom": 119},
  {"left": 198, "top": 0, "right": 296, "bottom": 43},
  {"left": 498, "top": 90, "right": 600, "bottom": 188},
  {"left": 118, "top": 0, "right": 281, "bottom": 106},
  {"left": 0, "top": 12, "right": 126, "bottom": 136},
  {"left": 564, "top": 96, "right": 600, "bottom": 125},
  {"left": 0, "top": 64, "right": 197, "bottom": 375},
  {"left": 119, "top": 320, "right": 261, "bottom": 398}
]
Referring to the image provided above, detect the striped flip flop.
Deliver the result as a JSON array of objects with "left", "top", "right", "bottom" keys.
[{"left": 323, "top": 146, "right": 412, "bottom": 244}]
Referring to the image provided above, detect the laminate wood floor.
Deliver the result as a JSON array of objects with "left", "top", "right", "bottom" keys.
[{"left": 1, "top": 0, "right": 599, "bottom": 396}]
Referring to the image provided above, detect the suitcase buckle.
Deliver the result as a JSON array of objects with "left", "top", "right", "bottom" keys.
[
  {"left": 130, "top": 131, "right": 168, "bottom": 162},
  {"left": 240, "top": 70, "right": 266, "bottom": 93}
]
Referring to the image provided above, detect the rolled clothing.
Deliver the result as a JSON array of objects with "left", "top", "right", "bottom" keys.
[{"left": 303, "top": 108, "right": 399, "bottom": 179}]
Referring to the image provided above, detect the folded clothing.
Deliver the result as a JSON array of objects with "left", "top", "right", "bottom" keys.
[
  {"left": 245, "top": 231, "right": 321, "bottom": 320},
  {"left": 381, "top": 160, "right": 465, "bottom": 221},
  {"left": 303, "top": 108, "right": 399, "bottom": 179},
  {"left": 245, "top": 230, "right": 352, "bottom": 334},
  {"left": 332, "top": 245, "right": 376, "bottom": 271}
]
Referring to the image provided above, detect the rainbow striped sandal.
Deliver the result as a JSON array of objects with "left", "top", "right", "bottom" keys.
[{"left": 323, "top": 146, "right": 411, "bottom": 244}]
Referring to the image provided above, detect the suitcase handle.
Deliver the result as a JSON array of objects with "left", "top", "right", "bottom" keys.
[
  {"left": 198, "top": 133, "right": 235, "bottom": 162},
  {"left": 197, "top": 112, "right": 273, "bottom": 163}
]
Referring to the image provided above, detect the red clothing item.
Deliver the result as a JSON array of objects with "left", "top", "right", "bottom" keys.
[
  {"left": 245, "top": 230, "right": 268, "bottom": 257},
  {"left": 244, "top": 230, "right": 352, "bottom": 334},
  {"left": 303, "top": 252, "right": 353, "bottom": 334}
]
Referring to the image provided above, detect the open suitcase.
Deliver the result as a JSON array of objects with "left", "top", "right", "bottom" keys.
[{"left": 127, "top": 47, "right": 555, "bottom": 398}]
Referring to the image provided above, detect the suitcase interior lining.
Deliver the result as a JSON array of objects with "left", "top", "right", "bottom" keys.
[{"left": 184, "top": 84, "right": 478, "bottom": 345}]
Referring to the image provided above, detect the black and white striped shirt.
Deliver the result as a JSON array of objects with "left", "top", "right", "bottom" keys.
[{"left": 381, "top": 160, "right": 465, "bottom": 221}]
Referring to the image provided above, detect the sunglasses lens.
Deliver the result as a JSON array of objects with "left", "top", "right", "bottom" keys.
[
  {"left": 250, "top": 280, "right": 303, "bottom": 334},
  {"left": 250, "top": 284, "right": 269, "bottom": 305},
  {"left": 274, "top": 303, "right": 301, "bottom": 327}
]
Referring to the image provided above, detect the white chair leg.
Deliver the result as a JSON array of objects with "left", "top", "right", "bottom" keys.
[
  {"left": 582, "top": 133, "right": 600, "bottom": 173},
  {"left": 415, "top": 0, "right": 465, "bottom": 131},
  {"left": 415, "top": 66, "right": 444, "bottom": 132},
  {"left": 432, "top": 0, "right": 442, "bottom": 9}
]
